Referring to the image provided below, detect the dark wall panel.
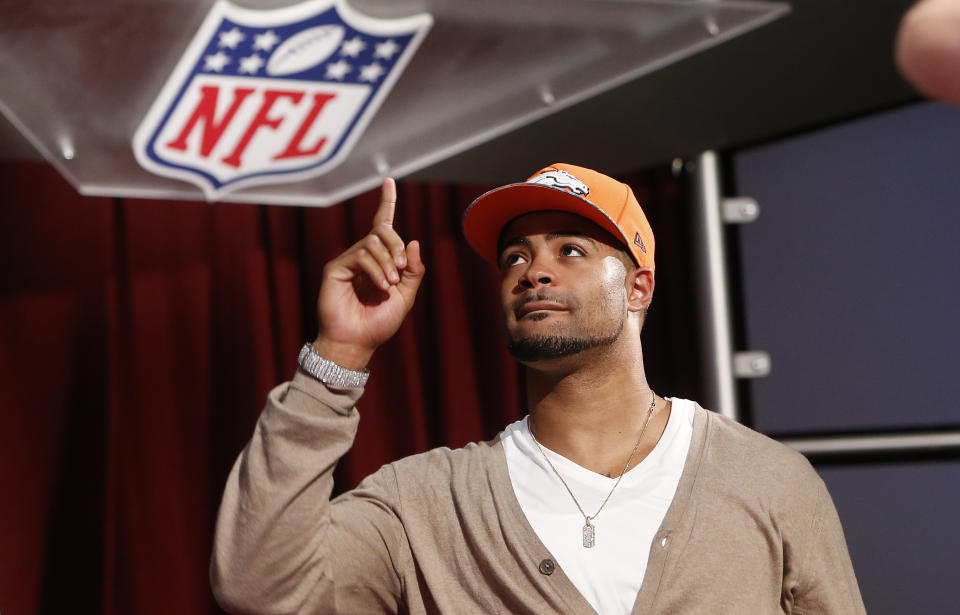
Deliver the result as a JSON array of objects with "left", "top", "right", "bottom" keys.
[
  {"left": 733, "top": 102, "right": 960, "bottom": 434},
  {"left": 817, "top": 461, "right": 960, "bottom": 615}
]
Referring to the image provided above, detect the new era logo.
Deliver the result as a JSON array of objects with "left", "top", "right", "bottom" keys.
[{"left": 634, "top": 232, "right": 646, "bottom": 253}]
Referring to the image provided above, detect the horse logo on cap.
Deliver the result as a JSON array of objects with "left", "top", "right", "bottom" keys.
[{"left": 527, "top": 169, "right": 590, "bottom": 196}]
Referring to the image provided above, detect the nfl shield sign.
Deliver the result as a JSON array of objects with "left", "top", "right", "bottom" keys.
[{"left": 133, "top": 0, "right": 432, "bottom": 199}]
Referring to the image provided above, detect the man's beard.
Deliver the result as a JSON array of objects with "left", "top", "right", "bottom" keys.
[{"left": 506, "top": 319, "right": 623, "bottom": 362}]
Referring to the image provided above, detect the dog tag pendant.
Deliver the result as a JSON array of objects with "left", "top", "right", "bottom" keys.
[{"left": 582, "top": 520, "right": 596, "bottom": 548}]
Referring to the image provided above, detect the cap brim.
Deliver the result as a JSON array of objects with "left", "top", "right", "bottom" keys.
[{"left": 462, "top": 183, "right": 629, "bottom": 265}]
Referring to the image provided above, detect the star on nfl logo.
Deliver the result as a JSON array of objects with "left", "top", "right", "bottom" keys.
[{"left": 133, "top": 0, "right": 432, "bottom": 199}]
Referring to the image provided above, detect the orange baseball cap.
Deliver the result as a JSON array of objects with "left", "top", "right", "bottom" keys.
[{"left": 462, "top": 163, "right": 655, "bottom": 269}]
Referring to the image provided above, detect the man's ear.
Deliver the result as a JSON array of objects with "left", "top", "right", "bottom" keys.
[{"left": 627, "top": 267, "right": 655, "bottom": 313}]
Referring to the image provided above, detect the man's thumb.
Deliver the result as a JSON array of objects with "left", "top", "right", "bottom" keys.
[{"left": 398, "top": 240, "right": 425, "bottom": 295}]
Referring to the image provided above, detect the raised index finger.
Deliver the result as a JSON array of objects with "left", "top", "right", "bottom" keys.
[{"left": 373, "top": 177, "right": 397, "bottom": 228}]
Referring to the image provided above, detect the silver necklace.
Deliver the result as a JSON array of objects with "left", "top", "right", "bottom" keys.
[{"left": 530, "top": 391, "right": 657, "bottom": 549}]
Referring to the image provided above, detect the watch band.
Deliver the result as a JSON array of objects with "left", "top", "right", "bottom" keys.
[{"left": 297, "top": 342, "right": 370, "bottom": 388}]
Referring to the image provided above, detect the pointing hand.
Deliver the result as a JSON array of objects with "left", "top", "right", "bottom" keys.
[{"left": 313, "top": 178, "right": 426, "bottom": 370}]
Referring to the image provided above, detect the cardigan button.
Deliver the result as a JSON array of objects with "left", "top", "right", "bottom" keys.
[{"left": 538, "top": 558, "right": 556, "bottom": 575}]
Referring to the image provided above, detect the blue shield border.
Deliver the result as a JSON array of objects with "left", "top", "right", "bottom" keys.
[{"left": 133, "top": 0, "right": 432, "bottom": 200}]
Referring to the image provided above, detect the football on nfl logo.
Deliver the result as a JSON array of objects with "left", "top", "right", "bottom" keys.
[{"left": 133, "top": 0, "right": 432, "bottom": 200}]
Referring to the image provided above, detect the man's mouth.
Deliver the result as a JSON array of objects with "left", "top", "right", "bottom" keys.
[{"left": 516, "top": 301, "right": 567, "bottom": 320}]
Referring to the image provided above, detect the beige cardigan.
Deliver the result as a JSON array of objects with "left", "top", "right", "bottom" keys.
[{"left": 212, "top": 372, "right": 865, "bottom": 614}]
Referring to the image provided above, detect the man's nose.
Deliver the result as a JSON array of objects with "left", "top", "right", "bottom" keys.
[{"left": 519, "top": 259, "right": 554, "bottom": 289}]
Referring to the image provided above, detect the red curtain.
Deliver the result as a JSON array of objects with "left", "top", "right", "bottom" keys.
[{"left": 0, "top": 160, "right": 691, "bottom": 614}]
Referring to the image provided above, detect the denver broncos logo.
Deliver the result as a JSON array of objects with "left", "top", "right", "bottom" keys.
[{"left": 527, "top": 169, "right": 590, "bottom": 196}]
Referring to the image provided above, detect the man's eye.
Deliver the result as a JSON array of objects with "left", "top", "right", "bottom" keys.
[
  {"left": 560, "top": 245, "right": 585, "bottom": 257},
  {"left": 502, "top": 253, "right": 527, "bottom": 267}
]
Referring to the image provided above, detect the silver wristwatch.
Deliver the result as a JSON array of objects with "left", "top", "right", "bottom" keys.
[{"left": 297, "top": 343, "right": 370, "bottom": 388}]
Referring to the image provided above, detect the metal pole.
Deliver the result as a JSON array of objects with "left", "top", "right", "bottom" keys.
[
  {"left": 691, "top": 151, "right": 738, "bottom": 421},
  {"left": 781, "top": 431, "right": 960, "bottom": 457}
]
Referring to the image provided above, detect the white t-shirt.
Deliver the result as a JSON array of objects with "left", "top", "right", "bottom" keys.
[{"left": 499, "top": 398, "right": 694, "bottom": 615}]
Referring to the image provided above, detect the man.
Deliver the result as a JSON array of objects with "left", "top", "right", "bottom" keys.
[{"left": 212, "top": 164, "right": 865, "bottom": 614}]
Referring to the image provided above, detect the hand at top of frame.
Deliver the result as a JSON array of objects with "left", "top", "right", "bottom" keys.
[
  {"left": 312, "top": 178, "right": 425, "bottom": 370},
  {"left": 896, "top": 0, "right": 960, "bottom": 106}
]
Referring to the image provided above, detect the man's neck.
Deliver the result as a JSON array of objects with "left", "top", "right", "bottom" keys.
[{"left": 524, "top": 345, "right": 668, "bottom": 477}]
